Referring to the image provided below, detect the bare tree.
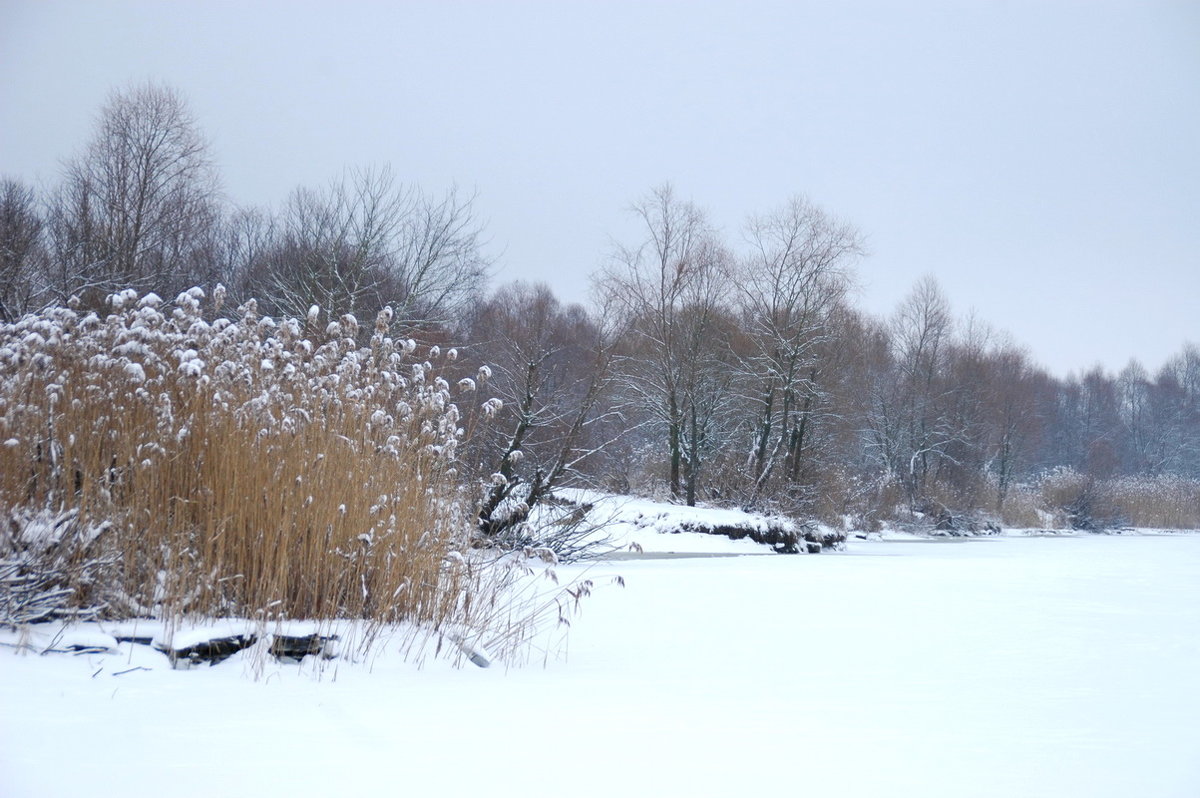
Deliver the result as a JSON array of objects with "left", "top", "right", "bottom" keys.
[
  {"left": 252, "top": 167, "right": 487, "bottom": 326},
  {"left": 673, "top": 241, "right": 740, "bottom": 506},
  {"left": 735, "top": 196, "right": 862, "bottom": 508},
  {"left": 389, "top": 184, "right": 489, "bottom": 326},
  {"left": 1150, "top": 344, "right": 1200, "bottom": 477},
  {"left": 0, "top": 178, "right": 46, "bottom": 320},
  {"left": 213, "top": 206, "right": 277, "bottom": 302},
  {"left": 858, "top": 277, "right": 963, "bottom": 507},
  {"left": 47, "top": 83, "right": 221, "bottom": 302},
  {"left": 595, "top": 184, "right": 733, "bottom": 504},
  {"left": 1077, "top": 367, "right": 1123, "bottom": 477},
  {"left": 467, "top": 282, "right": 617, "bottom": 542},
  {"left": 258, "top": 167, "right": 405, "bottom": 319},
  {"left": 1118, "top": 359, "right": 1153, "bottom": 473},
  {"left": 982, "top": 342, "right": 1044, "bottom": 512}
]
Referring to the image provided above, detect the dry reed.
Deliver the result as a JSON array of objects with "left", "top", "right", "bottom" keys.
[
  {"left": 1101, "top": 475, "right": 1200, "bottom": 529},
  {"left": 0, "top": 287, "right": 538, "bottom": 658},
  {"left": 999, "top": 468, "right": 1200, "bottom": 530}
]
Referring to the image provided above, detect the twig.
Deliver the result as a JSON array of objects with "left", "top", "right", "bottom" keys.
[{"left": 113, "top": 666, "right": 151, "bottom": 677}]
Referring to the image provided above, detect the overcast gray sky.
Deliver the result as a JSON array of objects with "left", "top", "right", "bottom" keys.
[{"left": 2, "top": 0, "right": 1197, "bottom": 377}]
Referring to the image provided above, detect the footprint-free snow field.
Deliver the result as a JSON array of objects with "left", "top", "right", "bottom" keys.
[{"left": 3, "top": 534, "right": 1198, "bottom": 797}]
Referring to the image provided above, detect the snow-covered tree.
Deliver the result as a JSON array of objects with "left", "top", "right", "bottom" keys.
[
  {"left": 595, "top": 184, "right": 735, "bottom": 505},
  {"left": 734, "top": 195, "right": 862, "bottom": 509},
  {"left": 466, "top": 281, "right": 616, "bottom": 542}
]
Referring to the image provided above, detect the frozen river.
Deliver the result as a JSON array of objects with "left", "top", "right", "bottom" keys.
[{"left": 2, "top": 533, "right": 1197, "bottom": 797}]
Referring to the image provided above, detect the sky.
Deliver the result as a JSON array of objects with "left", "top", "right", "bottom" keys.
[{"left": 1, "top": 0, "right": 1197, "bottom": 378}]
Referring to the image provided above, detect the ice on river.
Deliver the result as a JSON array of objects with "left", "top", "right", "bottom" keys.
[{"left": 2, "top": 534, "right": 1197, "bottom": 797}]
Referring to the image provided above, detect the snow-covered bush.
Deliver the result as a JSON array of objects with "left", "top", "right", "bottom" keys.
[
  {"left": 0, "top": 507, "right": 113, "bottom": 626},
  {"left": 0, "top": 288, "right": 519, "bottom": 649}
]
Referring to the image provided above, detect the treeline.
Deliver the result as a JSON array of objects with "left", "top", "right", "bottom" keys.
[
  {"left": 0, "top": 84, "right": 485, "bottom": 328},
  {"left": 464, "top": 189, "right": 1200, "bottom": 532},
  {"left": 4, "top": 83, "right": 1198, "bottom": 531}
]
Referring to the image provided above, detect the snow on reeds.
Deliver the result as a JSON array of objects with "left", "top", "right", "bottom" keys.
[
  {"left": 0, "top": 287, "right": 548, "bottom": 662},
  {"left": 1007, "top": 467, "right": 1200, "bottom": 530}
]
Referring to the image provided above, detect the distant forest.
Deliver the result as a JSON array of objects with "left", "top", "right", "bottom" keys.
[{"left": 4, "top": 83, "right": 1198, "bottom": 531}]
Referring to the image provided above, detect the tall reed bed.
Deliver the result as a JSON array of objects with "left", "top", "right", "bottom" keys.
[
  {"left": 1, "top": 287, "right": 527, "bottom": 656},
  {"left": 1098, "top": 474, "right": 1200, "bottom": 529},
  {"left": 999, "top": 468, "right": 1200, "bottom": 530},
  {"left": 812, "top": 467, "right": 1200, "bottom": 532}
]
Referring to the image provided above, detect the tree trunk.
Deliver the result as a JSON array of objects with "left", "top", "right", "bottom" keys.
[
  {"left": 753, "top": 385, "right": 774, "bottom": 480},
  {"left": 685, "top": 403, "right": 699, "bottom": 506},
  {"left": 668, "top": 392, "right": 682, "bottom": 498}
]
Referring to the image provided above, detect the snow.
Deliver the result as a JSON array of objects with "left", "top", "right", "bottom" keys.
[
  {"left": 151, "top": 621, "right": 255, "bottom": 652},
  {"left": 57, "top": 629, "right": 119, "bottom": 652},
  {"left": 2, "top": 534, "right": 1199, "bottom": 797},
  {"left": 10, "top": 626, "right": 120, "bottom": 653},
  {"left": 551, "top": 488, "right": 814, "bottom": 554},
  {"left": 122, "top": 361, "right": 146, "bottom": 382}
]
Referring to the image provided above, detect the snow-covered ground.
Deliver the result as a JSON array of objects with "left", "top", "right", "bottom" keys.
[
  {"left": 552, "top": 488, "right": 794, "bottom": 554},
  {"left": 546, "top": 488, "right": 844, "bottom": 554},
  {"left": 3, "top": 533, "right": 1198, "bottom": 797}
]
